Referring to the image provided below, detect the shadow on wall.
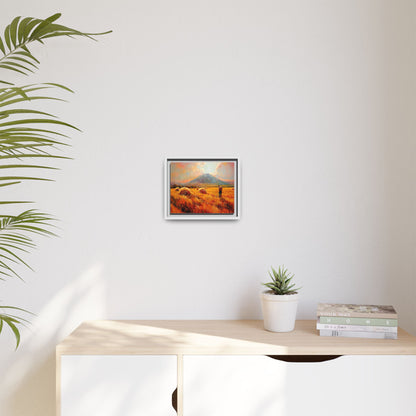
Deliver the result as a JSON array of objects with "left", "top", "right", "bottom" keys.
[{"left": 0, "top": 264, "right": 107, "bottom": 416}]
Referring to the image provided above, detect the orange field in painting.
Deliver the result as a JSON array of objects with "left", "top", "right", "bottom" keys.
[{"left": 170, "top": 186, "right": 234, "bottom": 214}]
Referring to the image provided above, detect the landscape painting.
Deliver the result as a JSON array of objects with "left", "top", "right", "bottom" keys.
[{"left": 165, "top": 158, "right": 239, "bottom": 219}]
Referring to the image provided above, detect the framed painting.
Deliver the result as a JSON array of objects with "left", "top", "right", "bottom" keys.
[{"left": 165, "top": 158, "right": 239, "bottom": 220}]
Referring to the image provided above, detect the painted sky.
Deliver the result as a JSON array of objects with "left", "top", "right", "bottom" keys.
[{"left": 170, "top": 161, "right": 235, "bottom": 184}]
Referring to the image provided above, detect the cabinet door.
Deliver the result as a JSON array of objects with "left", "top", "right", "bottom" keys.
[
  {"left": 284, "top": 355, "right": 416, "bottom": 416},
  {"left": 61, "top": 355, "right": 177, "bottom": 416},
  {"left": 183, "top": 355, "right": 416, "bottom": 416},
  {"left": 183, "top": 355, "right": 287, "bottom": 416}
]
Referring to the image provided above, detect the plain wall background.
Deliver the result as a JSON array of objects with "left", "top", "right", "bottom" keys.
[{"left": 0, "top": 1, "right": 415, "bottom": 415}]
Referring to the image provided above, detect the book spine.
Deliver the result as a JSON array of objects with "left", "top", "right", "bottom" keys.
[
  {"left": 316, "top": 323, "right": 398, "bottom": 333},
  {"left": 318, "top": 316, "right": 398, "bottom": 327},
  {"left": 317, "top": 311, "right": 397, "bottom": 319},
  {"left": 319, "top": 330, "right": 398, "bottom": 339}
]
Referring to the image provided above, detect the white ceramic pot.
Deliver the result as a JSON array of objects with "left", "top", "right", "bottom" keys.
[{"left": 261, "top": 291, "right": 299, "bottom": 332}]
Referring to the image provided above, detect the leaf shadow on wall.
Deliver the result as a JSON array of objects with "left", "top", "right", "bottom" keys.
[{"left": 0, "top": 264, "right": 106, "bottom": 416}]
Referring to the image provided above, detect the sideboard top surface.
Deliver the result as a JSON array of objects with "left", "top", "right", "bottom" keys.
[{"left": 56, "top": 320, "right": 416, "bottom": 355}]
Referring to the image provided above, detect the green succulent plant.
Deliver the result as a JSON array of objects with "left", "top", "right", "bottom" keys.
[
  {"left": 0, "top": 13, "right": 110, "bottom": 348},
  {"left": 263, "top": 265, "right": 300, "bottom": 295}
]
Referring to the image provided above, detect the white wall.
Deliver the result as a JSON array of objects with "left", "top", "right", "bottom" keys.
[{"left": 0, "top": 1, "right": 415, "bottom": 415}]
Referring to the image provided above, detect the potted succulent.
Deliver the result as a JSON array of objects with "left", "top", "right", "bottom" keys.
[{"left": 261, "top": 265, "right": 300, "bottom": 332}]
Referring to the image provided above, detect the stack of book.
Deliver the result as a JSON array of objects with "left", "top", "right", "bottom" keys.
[{"left": 317, "top": 303, "right": 398, "bottom": 339}]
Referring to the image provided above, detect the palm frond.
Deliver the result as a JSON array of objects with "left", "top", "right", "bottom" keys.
[
  {"left": 0, "top": 14, "right": 111, "bottom": 82},
  {"left": 0, "top": 305, "right": 33, "bottom": 349},
  {"left": 0, "top": 210, "right": 56, "bottom": 280},
  {"left": 0, "top": 83, "right": 75, "bottom": 188}
]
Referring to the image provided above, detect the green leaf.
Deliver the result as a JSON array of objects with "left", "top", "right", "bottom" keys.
[
  {"left": 4, "top": 25, "right": 12, "bottom": 52},
  {"left": 22, "top": 19, "right": 42, "bottom": 40},
  {"left": 0, "top": 108, "right": 56, "bottom": 118},
  {"left": 29, "top": 13, "right": 62, "bottom": 40},
  {"left": 0, "top": 306, "right": 33, "bottom": 348},
  {"left": 0, "top": 176, "right": 53, "bottom": 182},
  {"left": 13, "top": 50, "right": 40, "bottom": 64},
  {"left": 263, "top": 265, "right": 300, "bottom": 295},
  {"left": 0, "top": 64, "right": 27, "bottom": 75},
  {"left": 0, "top": 117, "right": 80, "bottom": 131},
  {"left": 0, "top": 181, "right": 21, "bottom": 187},
  {"left": 17, "top": 17, "right": 33, "bottom": 44},
  {"left": 43, "top": 82, "right": 74, "bottom": 93},
  {"left": 9, "top": 16, "right": 21, "bottom": 48},
  {"left": 0, "top": 200, "right": 33, "bottom": 204},
  {"left": 0, "top": 154, "right": 68, "bottom": 160},
  {"left": 4, "top": 318, "right": 20, "bottom": 349},
  {"left": 0, "top": 60, "right": 34, "bottom": 74},
  {"left": 0, "top": 36, "right": 6, "bottom": 54},
  {"left": 0, "top": 164, "right": 58, "bottom": 170},
  {"left": 7, "top": 55, "right": 38, "bottom": 70}
]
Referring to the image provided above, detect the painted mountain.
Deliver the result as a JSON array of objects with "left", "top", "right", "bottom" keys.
[{"left": 185, "top": 173, "right": 233, "bottom": 187}]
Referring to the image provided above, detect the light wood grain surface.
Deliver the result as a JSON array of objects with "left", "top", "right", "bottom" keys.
[{"left": 56, "top": 320, "right": 416, "bottom": 356}]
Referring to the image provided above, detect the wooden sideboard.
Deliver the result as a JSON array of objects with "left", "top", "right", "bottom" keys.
[{"left": 56, "top": 320, "right": 416, "bottom": 416}]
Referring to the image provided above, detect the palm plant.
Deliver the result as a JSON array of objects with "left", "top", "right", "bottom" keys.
[{"left": 0, "top": 13, "right": 110, "bottom": 348}]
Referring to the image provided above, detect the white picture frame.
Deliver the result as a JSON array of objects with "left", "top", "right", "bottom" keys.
[{"left": 165, "top": 158, "right": 240, "bottom": 220}]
